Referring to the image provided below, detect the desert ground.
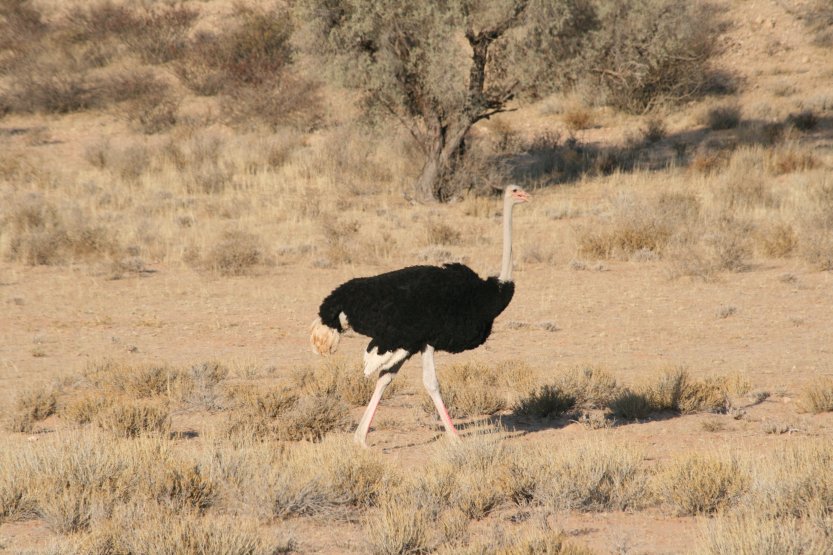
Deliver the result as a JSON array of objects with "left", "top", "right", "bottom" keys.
[{"left": 2, "top": 0, "right": 833, "bottom": 553}]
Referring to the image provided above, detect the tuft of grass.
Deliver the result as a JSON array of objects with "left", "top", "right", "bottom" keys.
[
  {"left": 787, "top": 110, "right": 819, "bottom": 132},
  {"left": 247, "top": 436, "right": 392, "bottom": 519},
  {"left": 746, "top": 440, "right": 833, "bottom": 519},
  {"left": 365, "top": 481, "right": 433, "bottom": 555},
  {"left": 293, "top": 358, "right": 400, "bottom": 407},
  {"left": 641, "top": 117, "right": 667, "bottom": 144},
  {"left": 6, "top": 384, "right": 58, "bottom": 433},
  {"left": 535, "top": 437, "right": 648, "bottom": 512},
  {"left": 609, "top": 368, "right": 729, "bottom": 419},
  {"left": 699, "top": 511, "right": 818, "bottom": 555},
  {"left": 608, "top": 390, "right": 654, "bottom": 420},
  {"left": 514, "top": 385, "right": 576, "bottom": 419},
  {"left": 756, "top": 222, "right": 798, "bottom": 258},
  {"left": 421, "top": 361, "right": 534, "bottom": 418},
  {"left": 654, "top": 452, "right": 748, "bottom": 515},
  {"left": 202, "top": 230, "right": 270, "bottom": 275},
  {"left": 703, "top": 104, "right": 741, "bottom": 130},
  {"left": 75, "top": 505, "right": 288, "bottom": 555},
  {"left": 425, "top": 221, "right": 462, "bottom": 246},
  {"left": 224, "top": 390, "right": 351, "bottom": 442},
  {"left": 0, "top": 450, "right": 36, "bottom": 522},
  {"left": 95, "top": 398, "right": 170, "bottom": 438},
  {"left": 61, "top": 391, "right": 114, "bottom": 425},
  {"left": 800, "top": 378, "right": 833, "bottom": 414}
]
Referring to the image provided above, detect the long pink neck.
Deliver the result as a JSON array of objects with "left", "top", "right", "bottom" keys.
[{"left": 498, "top": 194, "right": 514, "bottom": 283}]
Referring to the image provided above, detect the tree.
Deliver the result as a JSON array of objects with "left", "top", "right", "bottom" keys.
[{"left": 295, "top": 0, "right": 596, "bottom": 202}]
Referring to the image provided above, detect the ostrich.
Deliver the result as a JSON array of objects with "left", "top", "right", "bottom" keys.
[{"left": 310, "top": 185, "right": 530, "bottom": 446}]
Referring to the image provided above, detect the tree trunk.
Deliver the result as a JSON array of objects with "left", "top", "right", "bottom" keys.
[{"left": 414, "top": 120, "right": 473, "bottom": 203}]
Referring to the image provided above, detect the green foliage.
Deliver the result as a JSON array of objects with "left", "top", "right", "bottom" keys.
[{"left": 579, "top": 0, "right": 726, "bottom": 112}]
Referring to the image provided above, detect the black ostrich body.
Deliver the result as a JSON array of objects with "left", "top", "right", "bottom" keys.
[
  {"left": 318, "top": 263, "right": 515, "bottom": 356},
  {"left": 310, "top": 184, "right": 529, "bottom": 446}
]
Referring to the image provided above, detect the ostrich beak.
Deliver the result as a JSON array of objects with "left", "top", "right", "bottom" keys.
[{"left": 513, "top": 190, "right": 530, "bottom": 203}]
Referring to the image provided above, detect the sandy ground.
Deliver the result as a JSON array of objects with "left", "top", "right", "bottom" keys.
[{"left": 2, "top": 259, "right": 832, "bottom": 553}]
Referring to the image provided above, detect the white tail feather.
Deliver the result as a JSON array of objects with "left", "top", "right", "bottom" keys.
[
  {"left": 363, "top": 347, "right": 410, "bottom": 376},
  {"left": 310, "top": 318, "right": 340, "bottom": 355}
]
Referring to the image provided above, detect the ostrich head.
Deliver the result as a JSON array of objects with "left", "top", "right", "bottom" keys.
[{"left": 504, "top": 184, "right": 530, "bottom": 205}]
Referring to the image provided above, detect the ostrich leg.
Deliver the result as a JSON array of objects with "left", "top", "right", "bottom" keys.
[
  {"left": 354, "top": 359, "right": 406, "bottom": 447},
  {"left": 422, "top": 345, "right": 460, "bottom": 440}
]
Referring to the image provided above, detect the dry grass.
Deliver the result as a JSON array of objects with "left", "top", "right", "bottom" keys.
[
  {"left": 800, "top": 378, "right": 833, "bottom": 414},
  {"left": 6, "top": 384, "right": 57, "bottom": 433},
  {"left": 699, "top": 511, "right": 821, "bottom": 555},
  {"left": 293, "top": 358, "right": 401, "bottom": 406},
  {"left": 703, "top": 104, "right": 742, "bottom": 130},
  {"left": 421, "top": 361, "right": 535, "bottom": 418},
  {"left": 95, "top": 398, "right": 171, "bottom": 438},
  {"left": 609, "top": 368, "right": 729, "bottom": 419},
  {"left": 654, "top": 452, "right": 748, "bottom": 515}
]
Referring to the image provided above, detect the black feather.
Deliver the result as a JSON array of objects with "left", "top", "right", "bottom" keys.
[{"left": 318, "top": 263, "right": 515, "bottom": 355}]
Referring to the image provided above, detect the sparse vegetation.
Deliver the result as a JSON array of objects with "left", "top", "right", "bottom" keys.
[
  {"left": 2, "top": 0, "right": 833, "bottom": 552},
  {"left": 704, "top": 104, "right": 742, "bottom": 130},
  {"left": 800, "top": 378, "right": 833, "bottom": 414}
]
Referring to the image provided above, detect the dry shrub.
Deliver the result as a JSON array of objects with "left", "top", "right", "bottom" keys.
[
  {"left": 12, "top": 433, "right": 216, "bottom": 533},
  {"left": 177, "top": 5, "right": 291, "bottom": 91},
  {"left": 462, "top": 525, "right": 594, "bottom": 555},
  {"left": 95, "top": 398, "right": 170, "bottom": 438},
  {"left": 554, "top": 365, "right": 620, "bottom": 408},
  {"left": 203, "top": 230, "right": 270, "bottom": 275},
  {"left": 425, "top": 221, "right": 462, "bottom": 246},
  {"left": 690, "top": 148, "right": 730, "bottom": 174},
  {"left": 649, "top": 368, "right": 728, "bottom": 414},
  {"left": 641, "top": 117, "right": 667, "bottom": 144},
  {"left": 800, "top": 229, "right": 833, "bottom": 271},
  {"left": 275, "top": 394, "right": 352, "bottom": 441},
  {"left": 534, "top": 437, "right": 648, "bottom": 512},
  {"left": 127, "top": 93, "right": 179, "bottom": 135},
  {"left": 224, "top": 391, "right": 351, "bottom": 442},
  {"left": 563, "top": 106, "right": 593, "bottom": 133},
  {"left": 420, "top": 430, "right": 510, "bottom": 520},
  {"left": 121, "top": 5, "right": 197, "bottom": 64},
  {"left": 668, "top": 214, "right": 753, "bottom": 279},
  {"left": 582, "top": 0, "right": 726, "bottom": 112},
  {"left": 3, "top": 194, "right": 121, "bottom": 265},
  {"left": 180, "top": 361, "right": 229, "bottom": 410},
  {"left": 577, "top": 192, "right": 699, "bottom": 260},
  {"left": 365, "top": 482, "right": 434, "bottom": 555},
  {"left": 756, "top": 221, "right": 798, "bottom": 257},
  {"left": 227, "top": 383, "right": 299, "bottom": 417},
  {"left": 768, "top": 147, "right": 820, "bottom": 175},
  {"left": 703, "top": 104, "right": 741, "bottom": 130},
  {"left": 83, "top": 360, "right": 185, "bottom": 399},
  {"left": 221, "top": 74, "right": 322, "bottom": 131},
  {"left": 699, "top": 511, "right": 824, "bottom": 555},
  {"left": 422, "top": 361, "right": 534, "bottom": 418},
  {"left": 6, "top": 383, "right": 57, "bottom": 432},
  {"left": 800, "top": 378, "right": 833, "bottom": 414},
  {"left": 747, "top": 441, "right": 833, "bottom": 519},
  {"left": 607, "top": 389, "right": 654, "bottom": 420},
  {"left": 654, "top": 452, "right": 748, "bottom": 515},
  {"left": 610, "top": 368, "right": 728, "bottom": 419},
  {"left": 801, "top": 0, "right": 833, "bottom": 46},
  {"left": 514, "top": 385, "right": 576, "bottom": 419},
  {"left": 246, "top": 436, "right": 391, "bottom": 519},
  {"left": 70, "top": 505, "right": 285, "bottom": 555},
  {"left": 294, "top": 358, "right": 401, "bottom": 406},
  {"left": 61, "top": 391, "right": 114, "bottom": 425},
  {"left": 0, "top": 450, "right": 36, "bottom": 522},
  {"left": 787, "top": 110, "right": 819, "bottom": 132},
  {"left": 63, "top": 1, "right": 136, "bottom": 44},
  {"left": 514, "top": 363, "right": 618, "bottom": 419}
]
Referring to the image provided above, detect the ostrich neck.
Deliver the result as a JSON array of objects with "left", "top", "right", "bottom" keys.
[{"left": 498, "top": 197, "right": 514, "bottom": 283}]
